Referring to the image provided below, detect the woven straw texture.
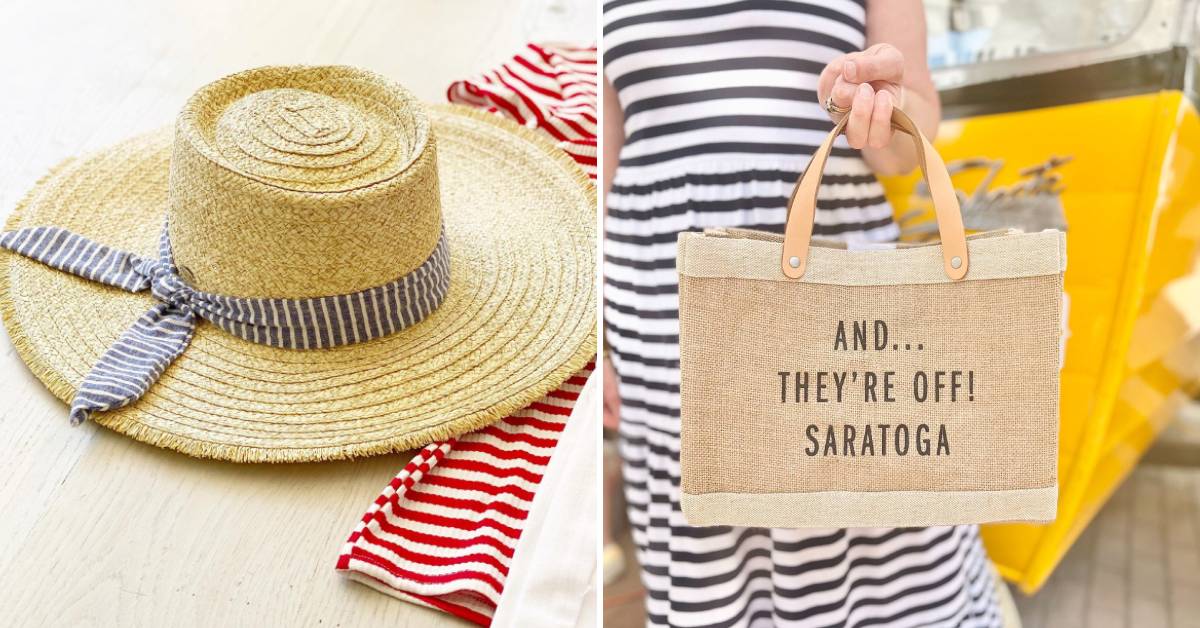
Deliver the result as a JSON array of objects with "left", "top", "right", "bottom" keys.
[
  {"left": 681, "top": 487, "right": 1058, "bottom": 528},
  {"left": 678, "top": 228, "right": 1066, "bottom": 284},
  {"left": 678, "top": 230, "right": 1062, "bottom": 524},
  {"left": 170, "top": 66, "right": 443, "bottom": 297},
  {"left": 0, "top": 66, "right": 595, "bottom": 463}
]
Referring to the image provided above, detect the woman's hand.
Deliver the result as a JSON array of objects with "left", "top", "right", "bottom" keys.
[
  {"left": 603, "top": 358, "right": 621, "bottom": 431},
  {"left": 817, "top": 43, "right": 906, "bottom": 150}
]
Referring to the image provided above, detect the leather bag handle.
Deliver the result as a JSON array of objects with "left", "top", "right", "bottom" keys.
[{"left": 780, "top": 108, "right": 968, "bottom": 280}]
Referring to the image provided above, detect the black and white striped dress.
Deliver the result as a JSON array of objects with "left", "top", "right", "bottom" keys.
[{"left": 603, "top": 1, "right": 1002, "bottom": 626}]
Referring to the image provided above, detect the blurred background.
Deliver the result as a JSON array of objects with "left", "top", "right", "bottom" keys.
[{"left": 604, "top": 0, "right": 1200, "bottom": 626}]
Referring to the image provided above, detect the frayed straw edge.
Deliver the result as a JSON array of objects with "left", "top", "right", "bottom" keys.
[
  {"left": 94, "top": 338, "right": 596, "bottom": 464},
  {"left": 429, "top": 103, "right": 597, "bottom": 198},
  {"left": 0, "top": 111, "right": 598, "bottom": 464},
  {"left": 1, "top": 156, "right": 86, "bottom": 406}
]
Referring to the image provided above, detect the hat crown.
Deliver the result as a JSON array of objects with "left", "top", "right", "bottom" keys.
[{"left": 166, "top": 66, "right": 443, "bottom": 298}]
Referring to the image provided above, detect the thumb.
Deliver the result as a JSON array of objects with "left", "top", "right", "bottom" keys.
[{"left": 844, "top": 44, "right": 904, "bottom": 84}]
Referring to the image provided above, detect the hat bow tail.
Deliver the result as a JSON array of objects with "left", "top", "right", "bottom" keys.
[{"left": 0, "top": 226, "right": 198, "bottom": 425}]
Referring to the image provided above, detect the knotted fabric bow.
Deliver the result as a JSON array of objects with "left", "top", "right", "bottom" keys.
[{"left": 0, "top": 223, "right": 450, "bottom": 425}]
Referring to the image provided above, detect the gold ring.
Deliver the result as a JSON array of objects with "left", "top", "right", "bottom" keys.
[{"left": 825, "top": 95, "right": 850, "bottom": 115}]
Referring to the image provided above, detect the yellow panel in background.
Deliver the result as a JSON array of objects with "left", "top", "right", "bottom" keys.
[
  {"left": 1057, "top": 372, "right": 1097, "bottom": 463},
  {"left": 881, "top": 90, "right": 1200, "bottom": 594}
]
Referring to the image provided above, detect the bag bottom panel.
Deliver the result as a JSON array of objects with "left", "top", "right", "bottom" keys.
[{"left": 681, "top": 486, "right": 1057, "bottom": 528}]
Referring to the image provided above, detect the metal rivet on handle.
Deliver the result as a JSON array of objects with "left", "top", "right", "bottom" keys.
[
  {"left": 788, "top": 256, "right": 801, "bottom": 268},
  {"left": 951, "top": 256, "right": 962, "bottom": 269}
]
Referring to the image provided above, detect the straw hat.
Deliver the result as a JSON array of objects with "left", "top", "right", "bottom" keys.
[{"left": 0, "top": 65, "right": 595, "bottom": 462}]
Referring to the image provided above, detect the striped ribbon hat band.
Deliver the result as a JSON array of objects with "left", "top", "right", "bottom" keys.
[{"left": 0, "top": 222, "right": 450, "bottom": 425}]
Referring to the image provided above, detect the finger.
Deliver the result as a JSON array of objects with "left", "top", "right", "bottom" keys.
[
  {"left": 817, "top": 56, "right": 844, "bottom": 104},
  {"left": 603, "top": 360, "right": 621, "bottom": 410},
  {"left": 603, "top": 389, "right": 620, "bottom": 416},
  {"left": 839, "top": 50, "right": 865, "bottom": 83},
  {"left": 867, "top": 89, "right": 894, "bottom": 148},
  {"left": 845, "top": 82, "right": 874, "bottom": 149},
  {"left": 602, "top": 403, "right": 620, "bottom": 430},
  {"left": 830, "top": 76, "right": 856, "bottom": 113},
  {"left": 869, "top": 79, "right": 902, "bottom": 101},
  {"left": 845, "top": 43, "right": 904, "bottom": 84}
]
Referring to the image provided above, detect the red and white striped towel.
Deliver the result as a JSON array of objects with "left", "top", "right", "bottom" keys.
[
  {"left": 337, "top": 365, "right": 593, "bottom": 625},
  {"left": 336, "top": 42, "right": 598, "bottom": 627},
  {"left": 448, "top": 42, "right": 597, "bottom": 179}
]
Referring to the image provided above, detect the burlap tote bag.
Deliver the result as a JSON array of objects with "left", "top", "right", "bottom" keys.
[{"left": 677, "top": 109, "right": 1063, "bottom": 528}]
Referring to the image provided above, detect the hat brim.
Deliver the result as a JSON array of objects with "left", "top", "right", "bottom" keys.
[{"left": 0, "top": 104, "right": 596, "bottom": 463}]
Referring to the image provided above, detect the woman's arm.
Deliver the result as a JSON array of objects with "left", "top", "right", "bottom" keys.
[
  {"left": 817, "top": 0, "right": 941, "bottom": 175},
  {"left": 601, "top": 75, "right": 625, "bottom": 430},
  {"left": 602, "top": 76, "right": 625, "bottom": 206}
]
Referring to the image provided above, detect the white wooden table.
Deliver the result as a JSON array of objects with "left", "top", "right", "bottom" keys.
[{"left": 0, "top": 1, "right": 593, "bottom": 625}]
